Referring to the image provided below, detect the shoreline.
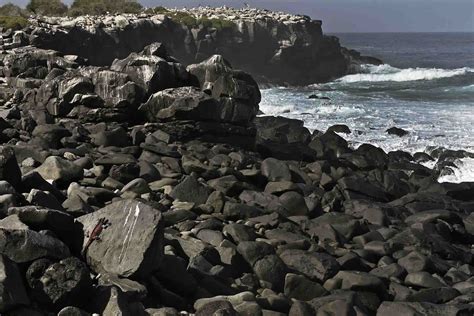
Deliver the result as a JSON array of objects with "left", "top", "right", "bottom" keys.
[{"left": 0, "top": 8, "right": 473, "bottom": 316}]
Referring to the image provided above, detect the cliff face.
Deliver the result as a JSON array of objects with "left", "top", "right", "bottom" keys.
[{"left": 7, "top": 8, "right": 381, "bottom": 85}]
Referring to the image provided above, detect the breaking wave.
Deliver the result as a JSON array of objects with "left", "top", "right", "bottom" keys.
[{"left": 339, "top": 64, "right": 474, "bottom": 83}]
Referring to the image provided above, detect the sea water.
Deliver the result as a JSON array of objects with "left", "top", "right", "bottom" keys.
[{"left": 260, "top": 33, "right": 474, "bottom": 183}]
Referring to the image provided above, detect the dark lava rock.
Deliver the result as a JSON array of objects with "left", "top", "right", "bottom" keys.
[
  {"left": 327, "top": 124, "right": 351, "bottom": 134},
  {"left": 386, "top": 127, "right": 409, "bottom": 137},
  {"left": 170, "top": 175, "right": 211, "bottom": 205},
  {"left": 26, "top": 257, "right": 92, "bottom": 309}
]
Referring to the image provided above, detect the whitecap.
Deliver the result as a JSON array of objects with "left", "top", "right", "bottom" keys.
[
  {"left": 338, "top": 64, "right": 474, "bottom": 83},
  {"left": 438, "top": 158, "right": 474, "bottom": 183}
]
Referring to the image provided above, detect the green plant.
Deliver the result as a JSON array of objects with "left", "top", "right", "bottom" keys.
[
  {"left": 144, "top": 6, "right": 169, "bottom": 15},
  {"left": 0, "top": 15, "right": 29, "bottom": 30},
  {"left": 0, "top": 3, "right": 27, "bottom": 17},
  {"left": 27, "top": 0, "right": 68, "bottom": 16},
  {"left": 168, "top": 12, "right": 235, "bottom": 30},
  {"left": 169, "top": 11, "right": 198, "bottom": 28},
  {"left": 204, "top": 18, "right": 235, "bottom": 31}
]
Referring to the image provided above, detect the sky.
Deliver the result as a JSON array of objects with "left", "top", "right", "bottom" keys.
[{"left": 2, "top": 0, "right": 473, "bottom": 32}]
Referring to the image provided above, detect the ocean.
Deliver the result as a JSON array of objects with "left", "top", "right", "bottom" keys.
[{"left": 259, "top": 32, "right": 474, "bottom": 183}]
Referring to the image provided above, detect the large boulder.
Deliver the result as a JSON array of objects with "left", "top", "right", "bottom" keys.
[
  {"left": 279, "top": 249, "right": 340, "bottom": 282},
  {"left": 139, "top": 86, "right": 219, "bottom": 122},
  {"left": 169, "top": 175, "right": 212, "bottom": 205},
  {"left": 35, "top": 71, "right": 94, "bottom": 117},
  {"left": 1, "top": 46, "right": 80, "bottom": 79},
  {"left": 34, "top": 156, "right": 84, "bottom": 185},
  {"left": 187, "top": 55, "right": 260, "bottom": 122},
  {"left": 140, "top": 85, "right": 257, "bottom": 125},
  {"left": 111, "top": 43, "right": 191, "bottom": 96},
  {"left": 0, "top": 215, "right": 71, "bottom": 263},
  {"left": 77, "top": 200, "right": 164, "bottom": 278},
  {"left": 88, "top": 69, "right": 144, "bottom": 109},
  {"left": 188, "top": 55, "right": 260, "bottom": 104}
]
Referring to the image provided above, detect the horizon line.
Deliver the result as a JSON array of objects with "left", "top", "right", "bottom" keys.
[{"left": 327, "top": 31, "right": 474, "bottom": 34}]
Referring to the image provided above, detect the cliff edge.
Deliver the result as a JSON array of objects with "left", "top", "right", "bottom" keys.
[{"left": 4, "top": 7, "right": 381, "bottom": 85}]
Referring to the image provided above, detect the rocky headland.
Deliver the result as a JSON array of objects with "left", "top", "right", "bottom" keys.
[
  {"left": 2, "top": 6, "right": 381, "bottom": 85},
  {"left": 0, "top": 6, "right": 473, "bottom": 316}
]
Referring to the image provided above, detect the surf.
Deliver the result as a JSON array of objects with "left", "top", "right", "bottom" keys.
[{"left": 339, "top": 64, "right": 474, "bottom": 83}]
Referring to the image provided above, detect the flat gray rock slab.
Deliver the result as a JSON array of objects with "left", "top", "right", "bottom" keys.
[{"left": 77, "top": 200, "right": 164, "bottom": 278}]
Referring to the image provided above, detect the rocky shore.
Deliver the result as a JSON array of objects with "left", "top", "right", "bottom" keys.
[
  {"left": 1, "top": 7, "right": 381, "bottom": 85},
  {"left": 0, "top": 7, "right": 473, "bottom": 316}
]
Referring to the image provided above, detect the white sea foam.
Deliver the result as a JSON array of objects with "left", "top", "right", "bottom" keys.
[
  {"left": 339, "top": 64, "right": 474, "bottom": 83},
  {"left": 438, "top": 158, "right": 474, "bottom": 184}
]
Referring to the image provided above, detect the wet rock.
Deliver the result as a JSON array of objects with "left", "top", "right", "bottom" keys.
[
  {"left": 327, "top": 124, "right": 351, "bottom": 134},
  {"left": 77, "top": 200, "right": 164, "bottom": 278},
  {"left": 386, "top": 127, "right": 409, "bottom": 137}
]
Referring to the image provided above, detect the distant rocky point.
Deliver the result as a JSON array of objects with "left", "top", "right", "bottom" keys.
[{"left": 2, "top": 6, "right": 382, "bottom": 85}]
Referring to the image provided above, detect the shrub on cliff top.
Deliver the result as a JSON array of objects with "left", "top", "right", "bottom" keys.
[
  {"left": 167, "top": 11, "right": 235, "bottom": 30},
  {"left": 201, "top": 18, "right": 235, "bottom": 31},
  {"left": 144, "top": 6, "right": 169, "bottom": 15},
  {"left": 69, "top": 0, "right": 143, "bottom": 16},
  {"left": 0, "top": 15, "right": 29, "bottom": 30},
  {"left": 0, "top": 3, "right": 28, "bottom": 17},
  {"left": 27, "top": 0, "right": 68, "bottom": 16}
]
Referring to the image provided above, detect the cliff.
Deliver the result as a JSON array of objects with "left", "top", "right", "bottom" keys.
[{"left": 3, "top": 7, "right": 381, "bottom": 85}]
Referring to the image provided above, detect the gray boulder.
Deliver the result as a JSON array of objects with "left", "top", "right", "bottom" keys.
[
  {"left": 279, "top": 249, "right": 340, "bottom": 282},
  {"left": 187, "top": 54, "right": 261, "bottom": 107},
  {"left": 261, "top": 158, "right": 291, "bottom": 182},
  {"left": 170, "top": 175, "right": 212, "bottom": 205},
  {"left": 34, "top": 156, "right": 84, "bottom": 185},
  {"left": 77, "top": 200, "right": 164, "bottom": 278},
  {"left": 111, "top": 47, "right": 190, "bottom": 95},
  {"left": 0, "top": 215, "right": 70, "bottom": 263},
  {"left": 89, "top": 69, "right": 144, "bottom": 109},
  {"left": 139, "top": 86, "right": 218, "bottom": 122}
]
